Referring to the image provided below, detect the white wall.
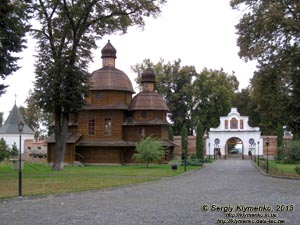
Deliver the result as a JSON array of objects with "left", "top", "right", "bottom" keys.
[{"left": 0, "top": 134, "right": 34, "bottom": 154}]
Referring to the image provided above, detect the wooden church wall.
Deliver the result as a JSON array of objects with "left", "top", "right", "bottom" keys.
[
  {"left": 89, "top": 91, "right": 132, "bottom": 107},
  {"left": 76, "top": 147, "right": 123, "bottom": 164},
  {"left": 123, "top": 125, "right": 164, "bottom": 141},
  {"left": 132, "top": 111, "right": 165, "bottom": 121},
  {"left": 47, "top": 143, "right": 75, "bottom": 164},
  {"left": 78, "top": 110, "right": 125, "bottom": 141}
]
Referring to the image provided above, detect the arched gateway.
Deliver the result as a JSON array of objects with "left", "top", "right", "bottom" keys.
[{"left": 206, "top": 108, "right": 262, "bottom": 159}]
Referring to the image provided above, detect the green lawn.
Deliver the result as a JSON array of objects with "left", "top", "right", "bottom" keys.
[
  {"left": 0, "top": 162, "right": 200, "bottom": 199},
  {"left": 257, "top": 159, "right": 300, "bottom": 178}
]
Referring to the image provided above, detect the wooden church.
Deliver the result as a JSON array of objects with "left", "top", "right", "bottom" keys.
[{"left": 47, "top": 41, "right": 174, "bottom": 165}]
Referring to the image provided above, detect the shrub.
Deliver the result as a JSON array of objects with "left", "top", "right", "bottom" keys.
[
  {"left": 133, "top": 136, "right": 165, "bottom": 167},
  {"left": 295, "top": 166, "right": 300, "bottom": 175},
  {"left": 283, "top": 140, "right": 300, "bottom": 164}
]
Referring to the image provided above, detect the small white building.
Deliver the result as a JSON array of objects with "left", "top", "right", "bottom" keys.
[
  {"left": 206, "top": 108, "right": 262, "bottom": 159},
  {"left": 0, "top": 104, "right": 34, "bottom": 154}
]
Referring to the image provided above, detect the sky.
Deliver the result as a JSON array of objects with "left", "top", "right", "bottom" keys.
[{"left": 0, "top": 0, "right": 257, "bottom": 120}]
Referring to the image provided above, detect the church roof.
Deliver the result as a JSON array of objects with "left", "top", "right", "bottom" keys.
[
  {"left": 129, "top": 92, "right": 169, "bottom": 111},
  {"left": 141, "top": 68, "right": 156, "bottom": 83},
  {"left": 101, "top": 40, "right": 117, "bottom": 59},
  {"left": 90, "top": 67, "right": 134, "bottom": 93},
  {"left": 0, "top": 104, "right": 34, "bottom": 134}
]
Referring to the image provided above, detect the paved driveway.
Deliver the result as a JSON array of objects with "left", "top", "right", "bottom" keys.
[{"left": 1, "top": 160, "right": 299, "bottom": 225}]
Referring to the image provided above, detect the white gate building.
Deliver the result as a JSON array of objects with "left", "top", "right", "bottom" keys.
[{"left": 206, "top": 108, "right": 262, "bottom": 159}]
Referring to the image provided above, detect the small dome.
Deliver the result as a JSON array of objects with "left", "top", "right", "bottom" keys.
[
  {"left": 101, "top": 40, "right": 116, "bottom": 59},
  {"left": 90, "top": 67, "right": 134, "bottom": 93},
  {"left": 129, "top": 92, "right": 169, "bottom": 111},
  {"left": 141, "top": 68, "right": 156, "bottom": 83}
]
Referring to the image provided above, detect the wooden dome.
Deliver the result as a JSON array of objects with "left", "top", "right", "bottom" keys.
[
  {"left": 90, "top": 67, "right": 134, "bottom": 93},
  {"left": 129, "top": 92, "right": 169, "bottom": 111}
]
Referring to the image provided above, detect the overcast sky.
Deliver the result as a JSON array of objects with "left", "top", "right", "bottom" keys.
[{"left": 0, "top": 0, "right": 257, "bottom": 120}]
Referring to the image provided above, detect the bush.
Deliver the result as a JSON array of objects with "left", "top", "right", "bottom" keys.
[
  {"left": 283, "top": 140, "right": 300, "bottom": 164},
  {"left": 295, "top": 166, "right": 300, "bottom": 175},
  {"left": 133, "top": 136, "right": 165, "bottom": 167}
]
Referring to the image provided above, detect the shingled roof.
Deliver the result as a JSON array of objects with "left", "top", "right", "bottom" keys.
[{"left": 0, "top": 104, "right": 34, "bottom": 134}]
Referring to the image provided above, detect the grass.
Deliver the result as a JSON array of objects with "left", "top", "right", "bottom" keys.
[
  {"left": 0, "top": 162, "right": 200, "bottom": 199},
  {"left": 256, "top": 159, "right": 300, "bottom": 178}
]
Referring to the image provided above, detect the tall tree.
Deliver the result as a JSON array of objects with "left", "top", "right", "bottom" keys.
[
  {"left": 195, "top": 121, "right": 203, "bottom": 160},
  {"left": 181, "top": 124, "right": 188, "bottom": 160},
  {"left": 193, "top": 68, "right": 238, "bottom": 133},
  {"left": 0, "top": 0, "right": 30, "bottom": 95},
  {"left": 231, "top": 0, "right": 300, "bottom": 138},
  {"left": 32, "top": 0, "right": 166, "bottom": 170},
  {"left": 250, "top": 64, "right": 289, "bottom": 135},
  {"left": 232, "top": 87, "right": 259, "bottom": 127},
  {"left": 19, "top": 90, "right": 51, "bottom": 140}
]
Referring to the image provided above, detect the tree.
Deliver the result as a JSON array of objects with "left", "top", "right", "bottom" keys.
[
  {"left": 196, "top": 121, "right": 203, "bottom": 160},
  {"left": 193, "top": 68, "right": 238, "bottom": 133},
  {"left": 32, "top": 0, "right": 166, "bottom": 170},
  {"left": 10, "top": 142, "right": 19, "bottom": 158},
  {"left": 231, "top": 0, "right": 300, "bottom": 138},
  {"left": 277, "top": 124, "right": 284, "bottom": 160},
  {"left": 250, "top": 65, "right": 289, "bottom": 135},
  {"left": 133, "top": 136, "right": 165, "bottom": 167},
  {"left": 0, "top": 138, "right": 9, "bottom": 161},
  {"left": 181, "top": 125, "right": 188, "bottom": 160},
  {"left": 19, "top": 90, "right": 52, "bottom": 140},
  {"left": 168, "top": 126, "right": 174, "bottom": 159},
  {"left": 0, "top": 0, "right": 30, "bottom": 95}
]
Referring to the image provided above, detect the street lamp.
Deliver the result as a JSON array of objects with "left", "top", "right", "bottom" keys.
[
  {"left": 18, "top": 121, "right": 24, "bottom": 197},
  {"left": 257, "top": 141, "right": 260, "bottom": 167},
  {"left": 265, "top": 137, "right": 270, "bottom": 174}
]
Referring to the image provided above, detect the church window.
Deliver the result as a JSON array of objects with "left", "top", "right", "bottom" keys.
[
  {"left": 103, "top": 58, "right": 109, "bottom": 67},
  {"left": 96, "top": 92, "right": 105, "bottom": 100},
  {"left": 225, "top": 120, "right": 228, "bottom": 129},
  {"left": 139, "top": 128, "right": 145, "bottom": 137},
  {"left": 88, "top": 119, "right": 95, "bottom": 135},
  {"left": 105, "top": 118, "right": 112, "bottom": 135},
  {"left": 141, "top": 111, "right": 147, "bottom": 118},
  {"left": 240, "top": 119, "right": 244, "bottom": 129}
]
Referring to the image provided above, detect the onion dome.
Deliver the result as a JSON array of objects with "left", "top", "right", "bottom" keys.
[
  {"left": 101, "top": 40, "right": 117, "bottom": 59},
  {"left": 129, "top": 92, "right": 169, "bottom": 111},
  {"left": 89, "top": 41, "right": 134, "bottom": 93},
  {"left": 90, "top": 67, "right": 134, "bottom": 93},
  {"left": 141, "top": 68, "right": 156, "bottom": 83}
]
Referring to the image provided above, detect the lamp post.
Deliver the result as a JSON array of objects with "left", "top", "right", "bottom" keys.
[
  {"left": 266, "top": 137, "right": 270, "bottom": 174},
  {"left": 18, "top": 121, "right": 24, "bottom": 197},
  {"left": 257, "top": 141, "right": 260, "bottom": 167}
]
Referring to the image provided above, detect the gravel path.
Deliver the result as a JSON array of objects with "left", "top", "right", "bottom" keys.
[{"left": 1, "top": 160, "right": 299, "bottom": 225}]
